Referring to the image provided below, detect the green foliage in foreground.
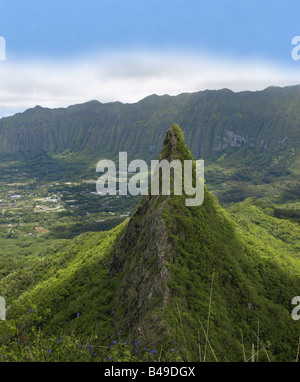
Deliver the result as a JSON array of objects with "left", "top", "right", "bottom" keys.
[
  {"left": 0, "top": 319, "right": 180, "bottom": 362},
  {"left": 2, "top": 191, "right": 297, "bottom": 362},
  {"left": 161, "top": 192, "right": 300, "bottom": 362}
]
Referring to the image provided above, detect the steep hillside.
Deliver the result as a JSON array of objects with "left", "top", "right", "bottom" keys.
[
  {"left": 1, "top": 85, "right": 299, "bottom": 204},
  {"left": 1, "top": 86, "right": 300, "bottom": 159},
  {"left": 109, "top": 125, "right": 300, "bottom": 361},
  {"left": 0, "top": 125, "right": 299, "bottom": 362}
]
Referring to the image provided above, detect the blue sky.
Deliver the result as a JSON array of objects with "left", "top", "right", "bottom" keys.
[
  {"left": 0, "top": 0, "right": 298, "bottom": 63},
  {"left": 0, "top": 0, "right": 300, "bottom": 116}
]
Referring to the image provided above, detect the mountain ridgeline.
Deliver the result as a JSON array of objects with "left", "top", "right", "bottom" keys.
[
  {"left": 1, "top": 85, "right": 299, "bottom": 206},
  {"left": 1, "top": 125, "right": 299, "bottom": 362},
  {"left": 0, "top": 85, "right": 299, "bottom": 159}
]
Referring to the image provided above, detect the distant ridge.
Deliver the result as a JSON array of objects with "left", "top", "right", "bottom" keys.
[
  {"left": 0, "top": 85, "right": 299, "bottom": 205},
  {"left": 0, "top": 85, "right": 299, "bottom": 159}
]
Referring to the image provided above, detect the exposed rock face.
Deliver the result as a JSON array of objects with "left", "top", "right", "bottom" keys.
[
  {"left": 111, "top": 193, "right": 173, "bottom": 339},
  {"left": 214, "top": 130, "right": 248, "bottom": 151},
  {"left": 223, "top": 130, "right": 248, "bottom": 148},
  {"left": 110, "top": 127, "right": 184, "bottom": 340}
]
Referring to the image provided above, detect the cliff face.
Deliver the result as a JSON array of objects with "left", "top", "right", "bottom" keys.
[
  {"left": 110, "top": 125, "right": 202, "bottom": 342},
  {"left": 0, "top": 85, "right": 299, "bottom": 159},
  {"left": 110, "top": 126, "right": 185, "bottom": 341},
  {"left": 111, "top": 194, "right": 173, "bottom": 340}
]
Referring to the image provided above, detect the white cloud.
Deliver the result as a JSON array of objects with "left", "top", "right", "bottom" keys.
[{"left": 0, "top": 51, "right": 299, "bottom": 117}]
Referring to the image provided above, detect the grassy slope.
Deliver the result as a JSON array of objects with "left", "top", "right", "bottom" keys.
[
  {"left": 162, "top": 192, "right": 300, "bottom": 361},
  {"left": 0, "top": 222, "right": 128, "bottom": 338}
]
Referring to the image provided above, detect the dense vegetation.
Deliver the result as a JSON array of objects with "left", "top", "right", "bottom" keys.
[{"left": 1, "top": 125, "right": 298, "bottom": 362}]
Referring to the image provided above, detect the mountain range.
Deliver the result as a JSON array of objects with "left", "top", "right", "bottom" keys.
[
  {"left": 1, "top": 85, "right": 299, "bottom": 158},
  {"left": 1, "top": 85, "right": 299, "bottom": 205}
]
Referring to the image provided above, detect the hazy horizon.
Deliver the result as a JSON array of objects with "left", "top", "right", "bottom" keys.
[{"left": 1, "top": 1, "right": 300, "bottom": 117}]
